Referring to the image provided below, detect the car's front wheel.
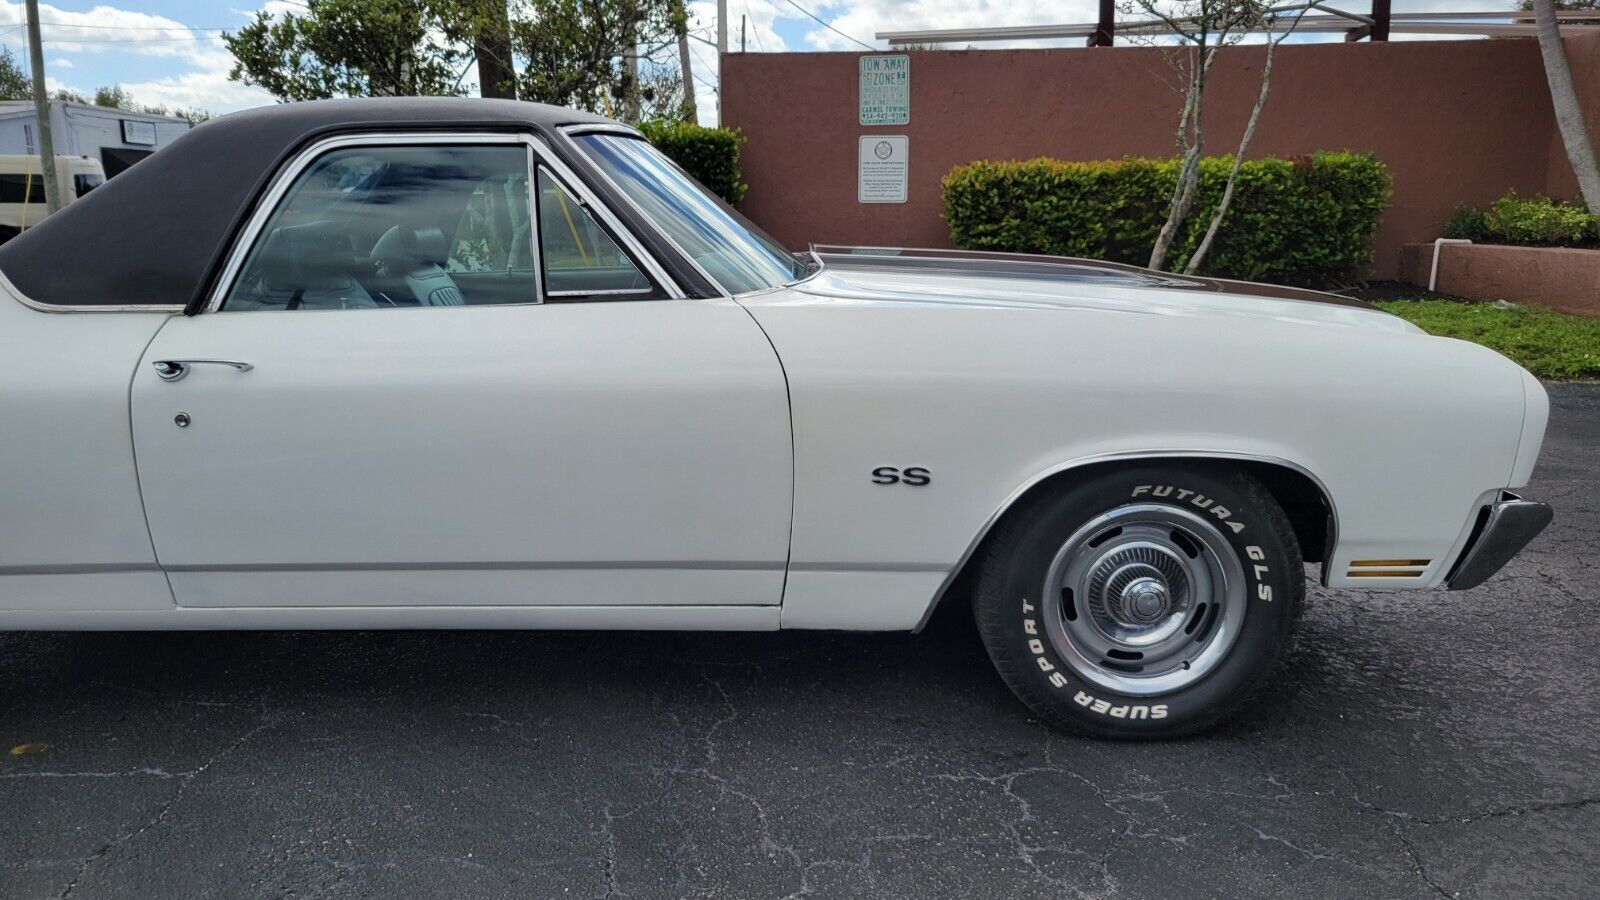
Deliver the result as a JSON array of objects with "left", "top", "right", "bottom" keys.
[{"left": 974, "top": 465, "right": 1303, "bottom": 738}]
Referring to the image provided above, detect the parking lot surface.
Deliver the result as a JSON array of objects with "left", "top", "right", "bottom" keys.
[{"left": 2, "top": 384, "right": 1596, "bottom": 900}]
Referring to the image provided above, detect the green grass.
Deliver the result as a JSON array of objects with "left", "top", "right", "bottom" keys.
[{"left": 1374, "top": 300, "right": 1600, "bottom": 381}]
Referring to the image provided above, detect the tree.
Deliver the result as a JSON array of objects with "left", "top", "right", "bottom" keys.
[
  {"left": 78, "top": 84, "right": 211, "bottom": 124},
  {"left": 509, "top": 0, "right": 684, "bottom": 123},
  {"left": 1122, "top": 0, "right": 1273, "bottom": 271},
  {"left": 224, "top": 0, "right": 474, "bottom": 101},
  {"left": 1529, "top": 0, "right": 1600, "bottom": 216},
  {"left": 223, "top": 0, "right": 692, "bottom": 124},
  {"left": 92, "top": 85, "right": 135, "bottom": 110},
  {"left": 0, "top": 47, "right": 29, "bottom": 101},
  {"left": 1183, "top": 3, "right": 1319, "bottom": 274}
]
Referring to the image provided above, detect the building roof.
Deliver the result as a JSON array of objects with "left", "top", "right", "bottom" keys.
[
  {"left": 0, "top": 99, "right": 195, "bottom": 124},
  {"left": 0, "top": 98, "right": 618, "bottom": 309}
]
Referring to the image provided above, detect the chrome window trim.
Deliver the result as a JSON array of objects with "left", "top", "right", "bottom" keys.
[
  {"left": 205, "top": 132, "right": 528, "bottom": 314},
  {"left": 0, "top": 265, "right": 183, "bottom": 315},
  {"left": 555, "top": 125, "right": 731, "bottom": 298},
  {"left": 521, "top": 143, "right": 544, "bottom": 302},
  {"left": 560, "top": 123, "right": 645, "bottom": 139},
  {"left": 911, "top": 450, "right": 1341, "bottom": 632},
  {"left": 203, "top": 131, "right": 684, "bottom": 313},
  {"left": 529, "top": 149, "right": 683, "bottom": 299},
  {"left": 547, "top": 288, "right": 657, "bottom": 298}
]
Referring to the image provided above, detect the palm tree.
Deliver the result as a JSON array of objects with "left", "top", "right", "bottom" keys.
[{"left": 1532, "top": 0, "right": 1600, "bottom": 215}]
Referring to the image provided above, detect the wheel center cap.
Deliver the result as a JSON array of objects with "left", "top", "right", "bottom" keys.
[{"left": 1122, "top": 577, "right": 1170, "bottom": 622}]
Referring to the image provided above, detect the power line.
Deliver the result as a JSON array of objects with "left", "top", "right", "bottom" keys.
[
  {"left": 27, "top": 35, "right": 212, "bottom": 43},
  {"left": 777, "top": 0, "right": 874, "bottom": 50},
  {"left": 21, "top": 22, "right": 229, "bottom": 32}
]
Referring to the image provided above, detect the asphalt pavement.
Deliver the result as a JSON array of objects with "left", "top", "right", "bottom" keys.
[{"left": 2, "top": 384, "right": 1596, "bottom": 900}]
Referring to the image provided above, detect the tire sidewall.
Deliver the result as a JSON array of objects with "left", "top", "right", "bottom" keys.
[{"left": 988, "top": 467, "right": 1298, "bottom": 736}]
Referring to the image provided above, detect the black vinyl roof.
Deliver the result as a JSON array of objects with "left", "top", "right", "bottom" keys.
[{"left": 0, "top": 98, "right": 617, "bottom": 309}]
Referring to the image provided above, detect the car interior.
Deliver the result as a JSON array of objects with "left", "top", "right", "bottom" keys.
[{"left": 224, "top": 146, "right": 659, "bottom": 312}]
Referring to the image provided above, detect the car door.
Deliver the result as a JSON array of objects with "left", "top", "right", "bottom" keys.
[{"left": 130, "top": 133, "right": 792, "bottom": 612}]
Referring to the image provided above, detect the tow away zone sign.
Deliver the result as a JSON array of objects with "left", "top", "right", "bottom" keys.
[{"left": 859, "top": 55, "right": 909, "bottom": 126}]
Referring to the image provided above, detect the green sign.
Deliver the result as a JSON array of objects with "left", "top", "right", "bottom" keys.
[{"left": 859, "top": 55, "right": 910, "bottom": 126}]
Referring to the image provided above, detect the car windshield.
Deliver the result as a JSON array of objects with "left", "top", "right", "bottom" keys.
[{"left": 575, "top": 133, "right": 816, "bottom": 295}]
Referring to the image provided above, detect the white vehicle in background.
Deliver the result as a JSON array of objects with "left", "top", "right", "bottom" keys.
[
  {"left": 0, "top": 99, "right": 1553, "bottom": 739},
  {"left": 0, "top": 154, "right": 105, "bottom": 241}
]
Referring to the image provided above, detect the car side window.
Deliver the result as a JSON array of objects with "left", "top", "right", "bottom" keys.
[
  {"left": 536, "top": 168, "right": 656, "bottom": 300},
  {"left": 448, "top": 172, "right": 532, "bottom": 275},
  {"left": 222, "top": 144, "right": 537, "bottom": 311}
]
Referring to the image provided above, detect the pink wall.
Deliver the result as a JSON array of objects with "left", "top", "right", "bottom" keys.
[{"left": 723, "top": 34, "right": 1600, "bottom": 279}]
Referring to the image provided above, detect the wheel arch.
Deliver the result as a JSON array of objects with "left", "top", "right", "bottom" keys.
[{"left": 913, "top": 451, "right": 1337, "bottom": 632}]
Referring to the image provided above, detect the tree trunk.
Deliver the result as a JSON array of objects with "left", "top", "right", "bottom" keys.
[
  {"left": 476, "top": 0, "right": 517, "bottom": 100},
  {"left": 1185, "top": 35, "right": 1279, "bottom": 274},
  {"left": 1150, "top": 145, "right": 1201, "bottom": 271},
  {"left": 621, "top": 17, "right": 641, "bottom": 124},
  {"left": 1534, "top": 0, "right": 1600, "bottom": 216},
  {"left": 1149, "top": 49, "right": 1209, "bottom": 271}
]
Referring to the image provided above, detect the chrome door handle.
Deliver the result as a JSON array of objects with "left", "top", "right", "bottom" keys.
[{"left": 152, "top": 359, "right": 254, "bottom": 382}]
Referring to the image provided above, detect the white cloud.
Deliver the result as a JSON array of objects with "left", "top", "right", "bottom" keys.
[
  {"left": 0, "top": 2, "right": 218, "bottom": 59},
  {"left": 121, "top": 68, "right": 276, "bottom": 113},
  {"left": 49, "top": 57, "right": 72, "bottom": 68}
]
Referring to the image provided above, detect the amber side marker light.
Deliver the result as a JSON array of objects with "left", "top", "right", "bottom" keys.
[{"left": 1346, "top": 559, "right": 1431, "bottom": 578}]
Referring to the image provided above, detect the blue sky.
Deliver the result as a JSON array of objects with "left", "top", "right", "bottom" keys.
[{"left": 0, "top": 0, "right": 1518, "bottom": 123}]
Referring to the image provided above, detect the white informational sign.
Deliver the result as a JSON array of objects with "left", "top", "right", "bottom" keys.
[
  {"left": 859, "top": 55, "right": 910, "bottom": 126},
  {"left": 859, "top": 135, "right": 908, "bottom": 204},
  {"left": 121, "top": 120, "right": 157, "bottom": 146}
]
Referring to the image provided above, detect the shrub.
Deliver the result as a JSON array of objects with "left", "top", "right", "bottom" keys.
[
  {"left": 639, "top": 120, "right": 747, "bottom": 206},
  {"left": 1484, "top": 191, "right": 1595, "bottom": 246},
  {"left": 1442, "top": 205, "right": 1490, "bottom": 241},
  {"left": 941, "top": 152, "right": 1392, "bottom": 285},
  {"left": 1445, "top": 191, "right": 1598, "bottom": 247}
]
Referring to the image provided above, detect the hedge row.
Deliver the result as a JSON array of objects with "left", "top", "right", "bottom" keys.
[
  {"left": 941, "top": 152, "right": 1392, "bottom": 285},
  {"left": 1444, "top": 191, "right": 1598, "bottom": 247},
  {"left": 640, "top": 120, "right": 748, "bottom": 206}
]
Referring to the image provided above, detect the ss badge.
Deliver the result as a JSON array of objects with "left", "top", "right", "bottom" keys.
[{"left": 871, "top": 466, "right": 931, "bottom": 486}]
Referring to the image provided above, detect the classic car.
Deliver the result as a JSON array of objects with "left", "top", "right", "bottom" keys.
[{"left": 0, "top": 98, "right": 1552, "bottom": 738}]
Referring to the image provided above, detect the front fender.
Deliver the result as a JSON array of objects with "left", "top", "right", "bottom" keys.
[{"left": 742, "top": 292, "right": 1530, "bottom": 630}]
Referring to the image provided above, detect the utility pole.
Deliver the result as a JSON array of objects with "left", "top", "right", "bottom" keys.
[
  {"left": 740, "top": 15, "right": 746, "bottom": 53},
  {"left": 715, "top": 0, "right": 727, "bottom": 126},
  {"left": 24, "top": 0, "right": 60, "bottom": 214}
]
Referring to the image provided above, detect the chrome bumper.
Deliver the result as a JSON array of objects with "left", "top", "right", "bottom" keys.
[{"left": 1445, "top": 492, "right": 1554, "bottom": 590}]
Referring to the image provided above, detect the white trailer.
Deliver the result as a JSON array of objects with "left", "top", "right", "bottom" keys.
[{"left": 0, "top": 100, "right": 190, "bottom": 180}]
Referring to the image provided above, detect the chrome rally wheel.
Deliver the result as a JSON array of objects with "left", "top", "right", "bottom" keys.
[{"left": 1043, "top": 504, "right": 1246, "bottom": 697}]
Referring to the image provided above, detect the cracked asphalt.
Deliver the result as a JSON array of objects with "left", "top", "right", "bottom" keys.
[{"left": 2, "top": 384, "right": 1597, "bottom": 900}]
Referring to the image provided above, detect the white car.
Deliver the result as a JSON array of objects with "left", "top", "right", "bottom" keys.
[{"left": 0, "top": 99, "right": 1551, "bottom": 737}]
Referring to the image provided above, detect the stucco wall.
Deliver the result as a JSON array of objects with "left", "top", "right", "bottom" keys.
[
  {"left": 1400, "top": 242, "right": 1600, "bottom": 316},
  {"left": 723, "top": 34, "right": 1600, "bottom": 280}
]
